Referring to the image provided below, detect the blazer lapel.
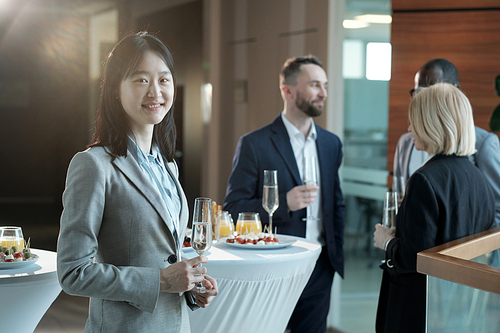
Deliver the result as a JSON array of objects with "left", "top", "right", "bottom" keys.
[
  {"left": 112, "top": 152, "right": 174, "bottom": 235},
  {"left": 270, "top": 116, "right": 302, "bottom": 185},
  {"left": 164, "top": 161, "right": 189, "bottom": 240}
]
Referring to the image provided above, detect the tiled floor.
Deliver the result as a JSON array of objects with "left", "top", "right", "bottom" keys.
[
  {"left": 338, "top": 254, "right": 383, "bottom": 333},
  {"left": 2, "top": 203, "right": 382, "bottom": 333}
]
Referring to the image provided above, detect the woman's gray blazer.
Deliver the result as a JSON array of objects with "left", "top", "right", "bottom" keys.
[{"left": 57, "top": 146, "right": 191, "bottom": 333}]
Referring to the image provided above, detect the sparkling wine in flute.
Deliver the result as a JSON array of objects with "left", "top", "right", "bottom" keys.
[
  {"left": 382, "top": 191, "right": 398, "bottom": 228},
  {"left": 192, "top": 222, "right": 212, "bottom": 256},
  {"left": 193, "top": 240, "right": 208, "bottom": 255},
  {"left": 263, "top": 185, "right": 279, "bottom": 214},
  {"left": 263, "top": 170, "right": 279, "bottom": 234},
  {"left": 191, "top": 197, "right": 213, "bottom": 293},
  {"left": 382, "top": 207, "right": 396, "bottom": 228}
]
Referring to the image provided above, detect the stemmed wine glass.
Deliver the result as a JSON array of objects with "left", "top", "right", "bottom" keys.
[
  {"left": 262, "top": 170, "right": 279, "bottom": 234},
  {"left": 302, "top": 156, "right": 319, "bottom": 221},
  {"left": 191, "top": 197, "right": 213, "bottom": 293}
]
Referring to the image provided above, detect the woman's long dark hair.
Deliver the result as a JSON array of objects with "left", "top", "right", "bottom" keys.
[{"left": 90, "top": 32, "right": 177, "bottom": 162}]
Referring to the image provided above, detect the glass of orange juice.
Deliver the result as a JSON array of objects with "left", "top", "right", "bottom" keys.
[
  {"left": 218, "top": 211, "right": 234, "bottom": 239},
  {"left": 236, "top": 212, "right": 262, "bottom": 235},
  {"left": 0, "top": 226, "right": 25, "bottom": 251}
]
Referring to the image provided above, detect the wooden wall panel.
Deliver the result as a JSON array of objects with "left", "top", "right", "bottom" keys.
[
  {"left": 388, "top": 9, "right": 500, "bottom": 174},
  {"left": 393, "top": 0, "right": 500, "bottom": 11}
]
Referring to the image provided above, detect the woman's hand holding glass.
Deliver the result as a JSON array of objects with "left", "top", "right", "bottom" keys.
[
  {"left": 191, "top": 274, "right": 218, "bottom": 308},
  {"left": 373, "top": 223, "right": 396, "bottom": 250},
  {"left": 159, "top": 256, "right": 208, "bottom": 293},
  {"left": 158, "top": 255, "right": 218, "bottom": 306}
]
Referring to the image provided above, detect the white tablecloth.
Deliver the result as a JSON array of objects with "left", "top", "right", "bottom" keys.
[
  {"left": 185, "top": 236, "right": 321, "bottom": 333},
  {"left": 0, "top": 249, "right": 61, "bottom": 332}
]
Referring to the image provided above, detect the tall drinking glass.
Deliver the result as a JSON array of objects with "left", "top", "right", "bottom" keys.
[
  {"left": 217, "top": 211, "right": 234, "bottom": 239},
  {"left": 263, "top": 170, "right": 279, "bottom": 234},
  {"left": 191, "top": 197, "right": 212, "bottom": 293},
  {"left": 303, "top": 156, "right": 319, "bottom": 221},
  {"left": 382, "top": 191, "right": 398, "bottom": 228}
]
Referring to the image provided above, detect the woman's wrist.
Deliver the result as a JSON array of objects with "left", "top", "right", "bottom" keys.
[{"left": 384, "top": 237, "right": 394, "bottom": 251}]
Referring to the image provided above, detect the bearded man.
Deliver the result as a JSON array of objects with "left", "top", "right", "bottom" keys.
[{"left": 223, "top": 55, "right": 345, "bottom": 333}]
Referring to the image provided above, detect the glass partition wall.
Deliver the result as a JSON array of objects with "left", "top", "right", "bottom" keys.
[
  {"left": 418, "top": 227, "right": 500, "bottom": 333},
  {"left": 338, "top": 1, "right": 392, "bottom": 332},
  {"left": 341, "top": 0, "right": 392, "bottom": 260},
  {"left": 427, "top": 272, "right": 500, "bottom": 332}
]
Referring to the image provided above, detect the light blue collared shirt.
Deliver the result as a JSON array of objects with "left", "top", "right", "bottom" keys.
[{"left": 127, "top": 137, "right": 181, "bottom": 248}]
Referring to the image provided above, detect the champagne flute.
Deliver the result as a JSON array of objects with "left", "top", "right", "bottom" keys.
[
  {"left": 382, "top": 191, "right": 398, "bottom": 228},
  {"left": 191, "top": 197, "right": 213, "bottom": 293},
  {"left": 302, "top": 156, "right": 319, "bottom": 221},
  {"left": 263, "top": 170, "right": 279, "bottom": 234}
]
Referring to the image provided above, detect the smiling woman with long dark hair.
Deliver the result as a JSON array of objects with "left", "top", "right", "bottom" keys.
[{"left": 57, "top": 32, "right": 218, "bottom": 333}]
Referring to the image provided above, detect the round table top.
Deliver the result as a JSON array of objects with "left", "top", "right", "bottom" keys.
[
  {"left": 182, "top": 235, "right": 321, "bottom": 280},
  {"left": 0, "top": 249, "right": 58, "bottom": 285},
  {"left": 182, "top": 235, "right": 321, "bottom": 260}
]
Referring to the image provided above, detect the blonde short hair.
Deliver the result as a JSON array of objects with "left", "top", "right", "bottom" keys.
[{"left": 408, "top": 83, "right": 476, "bottom": 156}]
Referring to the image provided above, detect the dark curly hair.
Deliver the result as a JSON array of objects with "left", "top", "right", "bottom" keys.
[{"left": 419, "top": 58, "right": 460, "bottom": 89}]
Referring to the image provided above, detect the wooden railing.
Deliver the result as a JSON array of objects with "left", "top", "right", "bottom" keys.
[{"left": 417, "top": 226, "right": 500, "bottom": 295}]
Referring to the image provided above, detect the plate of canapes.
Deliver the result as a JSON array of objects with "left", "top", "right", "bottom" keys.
[
  {"left": 221, "top": 228, "right": 296, "bottom": 250},
  {"left": 0, "top": 238, "right": 39, "bottom": 269}
]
